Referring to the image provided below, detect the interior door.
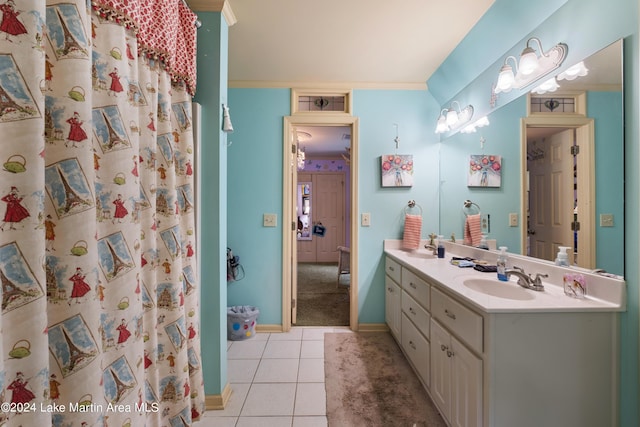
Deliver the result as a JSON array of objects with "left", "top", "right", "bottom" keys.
[
  {"left": 290, "top": 129, "right": 299, "bottom": 324},
  {"left": 528, "top": 128, "right": 575, "bottom": 261},
  {"left": 314, "top": 173, "right": 345, "bottom": 262}
]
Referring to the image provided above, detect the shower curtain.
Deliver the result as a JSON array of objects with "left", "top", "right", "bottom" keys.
[{"left": 0, "top": 0, "right": 203, "bottom": 425}]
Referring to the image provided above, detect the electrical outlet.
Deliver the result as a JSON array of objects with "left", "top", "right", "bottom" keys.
[
  {"left": 361, "top": 213, "right": 371, "bottom": 227},
  {"left": 263, "top": 213, "right": 277, "bottom": 227},
  {"left": 600, "top": 213, "right": 614, "bottom": 227},
  {"left": 509, "top": 213, "right": 518, "bottom": 227}
]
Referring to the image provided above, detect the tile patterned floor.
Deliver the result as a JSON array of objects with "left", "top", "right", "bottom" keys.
[{"left": 196, "top": 327, "right": 352, "bottom": 427}]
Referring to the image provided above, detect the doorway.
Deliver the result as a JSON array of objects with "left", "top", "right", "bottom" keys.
[
  {"left": 522, "top": 117, "right": 595, "bottom": 268},
  {"left": 282, "top": 116, "right": 359, "bottom": 331}
]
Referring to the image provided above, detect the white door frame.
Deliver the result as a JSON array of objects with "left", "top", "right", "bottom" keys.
[
  {"left": 282, "top": 115, "right": 359, "bottom": 331},
  {"left": 521, "top": 115, "right": 595, "bottom": 268}
]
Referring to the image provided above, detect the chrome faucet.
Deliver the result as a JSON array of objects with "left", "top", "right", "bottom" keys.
[
  {"left": 505, "top": 266, "right": 548, "bottom": 291},
  {"left": 424, "top": 244, "right": 437, "bottom": 256}
]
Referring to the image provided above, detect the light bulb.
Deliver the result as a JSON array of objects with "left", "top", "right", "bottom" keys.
[
  {"left": 518, "top": 46, "right": 539, "bottom": 75},
  {"left": 435, "top": 115, "right": 449, "bottom": 134},
  {"left": 495, "top": 64, "right": 515, "bottom": 92},
  {"left": 446, "top": 109, "right": 458, "bottom": 126}
]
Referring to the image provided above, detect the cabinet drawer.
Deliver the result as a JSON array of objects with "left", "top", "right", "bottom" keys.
[
  {"left": 431, "top": 287, "right": 483, "bottom": 353},
  {"left": 385, "top": 257, "right": 401, "bottom": 283},
  {"left": 402, "top": 267, "right": 430, "bottom": 309},
  {"left": 402, "top": 314, "right": 430, "bottom": 386},
  {"left": 402, "top": 290, "right": 430, "bottom": 339}
]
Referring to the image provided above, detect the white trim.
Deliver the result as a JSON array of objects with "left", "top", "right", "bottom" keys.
[
  {"left": 231, "top": 80, "right": 428, "bottom": 90},
  {"left": 291, "top": 88, "right": 353, "bottom": 115},
  {"left": 282, "top": 115, "right": 359, "bottom": 331},
  {"left": 187, "top": 0, "right": 237, "bottom": 26}
]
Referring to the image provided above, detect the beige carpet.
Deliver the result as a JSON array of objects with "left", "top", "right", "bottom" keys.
[
  {"left": 324, "top": 332, "right": 446, "bottom": 427},
  {"left": 296, "top": 262, "right": 349, "bottom": 326}
]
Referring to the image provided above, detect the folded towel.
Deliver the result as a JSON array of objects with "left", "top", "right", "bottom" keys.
[
  {"left": 464, "top": 214, "right": 482, "bottom": 246},
  {"left": 402, "top": 214, "right": 422, "bottom": 249}
]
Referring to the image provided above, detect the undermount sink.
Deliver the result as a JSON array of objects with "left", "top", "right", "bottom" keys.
[{"left": 462, "top": 278, "right": 535, "bottom": 301}]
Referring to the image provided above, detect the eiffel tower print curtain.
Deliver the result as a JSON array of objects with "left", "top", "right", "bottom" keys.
[{"left": 0, "top": 1, "right": 203, "bottom": 425}]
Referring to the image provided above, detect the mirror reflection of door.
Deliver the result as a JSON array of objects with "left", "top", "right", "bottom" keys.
[{"left": 527, "top": 128, "right": 576, "bottom": 262}]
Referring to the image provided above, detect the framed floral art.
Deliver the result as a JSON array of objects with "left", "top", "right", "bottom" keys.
[
  {"left": 468, "top": 155, "right": 501, "bottom": 187},
  {"left": 381, "top": 154, "right": 414, "bottom": 187}
]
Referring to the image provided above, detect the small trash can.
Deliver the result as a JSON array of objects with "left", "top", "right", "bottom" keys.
[{"left": 227, "top": 305, "right": 259, "bottom": 340}]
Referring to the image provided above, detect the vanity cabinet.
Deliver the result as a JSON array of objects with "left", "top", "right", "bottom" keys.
[
  {"left": 384, "top": 257, "right": 402, "bottom": 340},
  {"left": 384, "top": 242, "right": 622, "bottom": 427},
  {"left": 431, "top": 318, "right": 482, "bottom": 427},
  {"left": 400, "top": 268, "right": 431, "bottom": 387}
]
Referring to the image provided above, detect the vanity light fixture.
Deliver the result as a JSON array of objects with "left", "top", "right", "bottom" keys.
[
  {"left": 435, "top": 101, "right": 474, "bottom": 134},
  {"left": 460, "top": 116, "right": 490, "bottom": 134},
  {"left": 494, "top": 37, "right": 568, "bottom": 94},
  {"left": 557, "top": 61, "right": 589, "bottom": 81},
  {"left": 531, "top": 77, "right": 560, "bottom": 95}
]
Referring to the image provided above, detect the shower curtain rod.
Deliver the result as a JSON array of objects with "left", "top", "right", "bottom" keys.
[{"left": 180, "top": 0, "right": 202, "bottom": 28}]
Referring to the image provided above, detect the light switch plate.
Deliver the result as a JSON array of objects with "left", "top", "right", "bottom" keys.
[
  {"left": 361, "top": 213, "right": 371, "bottom": 227},
  {"left": 263, "top": 213, "right": 277, "bottom": 227},
  {"left": 509, "top": 213, "right": 518, "bottom": 227}
]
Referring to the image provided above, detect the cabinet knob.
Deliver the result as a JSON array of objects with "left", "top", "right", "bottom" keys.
[
  {"left": 409, "top": 307, "right": 415, "bottom": 315},
  {"left": 409, "top": 340, "right": 416, "bottom": 350},
  {"left": 387, "top": 287, "right": 392, "bottom": 292},
  {"left": 445, "top": 309, "right": 456, "bottom": 320},
  {"left": 389, "top": 266, "right": 395, "bottom": 272},
  {"left": 410, "top": 282, "right": 417, "bottom": 289},
  {"left": 441, "top": 344, "right": 447, "bottom": 352},
  {"left": 447, "top": 350, "right": 454, "bottom": 358}
]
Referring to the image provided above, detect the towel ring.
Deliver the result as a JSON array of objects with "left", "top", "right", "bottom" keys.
[
  {"left": 405, "top": 200, "right": 423, "bottom": 215},
  {"left": 462, "top": 199, "right": 481, "bottom": 216}
]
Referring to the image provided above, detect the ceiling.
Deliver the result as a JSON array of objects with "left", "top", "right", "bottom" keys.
[
  {"left": 218, "top": 1, "right": 621, "bottom": 155},
  {"left": 224, "top": 0, "right": 494, "bottom": 156},
  {"left": 225, "top": 0, "right": 495, "bottom": 87}
]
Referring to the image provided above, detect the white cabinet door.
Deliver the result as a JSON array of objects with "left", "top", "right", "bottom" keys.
[
  {"left": 385, "top": 276, "right": 401, "bottom": 339},
  {"left": 430, "top": 319, "right": 451, "bottom": 419},
  {"left": 431, "top": 319, "right": 482, "bottom": 427},
  {"left": 451, "top": 336, "right": 482, "bottom": 427},
  {"left": 401, "top": 313, "right": 430, "bottom": 386}
]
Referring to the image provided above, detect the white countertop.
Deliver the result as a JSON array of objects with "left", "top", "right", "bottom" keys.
[{"left": 384, "top": 240, "right": 626, "bottom": 313}]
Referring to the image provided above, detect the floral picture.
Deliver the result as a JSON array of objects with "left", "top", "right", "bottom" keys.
[
  {"left": 468, "top": 155, "right": 501, "bottom": 187},
  {"left": 381, "top": 154, "right": 414, "bottom": 187}
]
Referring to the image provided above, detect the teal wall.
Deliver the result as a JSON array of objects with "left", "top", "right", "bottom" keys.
[
  {"left": 226, "top": 89, "right": 440, "bottom": 325},
  {"left": 198, "top": 0, "right": 638, "bottom": 424},
  {"left": 226, "top": 89, "right": 289, "bottom": 324},
  {"left": 193, "top": 12, "right": 228, "bottom": 396},
  {"left": 439, "top": 96, "right": 526, "bottom": 254}
]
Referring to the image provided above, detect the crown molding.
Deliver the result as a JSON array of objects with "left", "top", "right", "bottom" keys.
[
  {"left": 186, "top": 0, "right": 237, "bottom": 26},
  {"left": 229, "top": 80, "right": 428, "bottom": 91}
]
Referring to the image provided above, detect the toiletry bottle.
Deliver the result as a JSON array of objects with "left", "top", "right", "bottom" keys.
[
  {"left": 555, "top": 246, "right": 570, "bottom": 266},
  {"left": 497, "top": 246, "right": 508, "bottom": 281},
  {"left": 437, "top": 235, "right": 445, "bottom": 258}
]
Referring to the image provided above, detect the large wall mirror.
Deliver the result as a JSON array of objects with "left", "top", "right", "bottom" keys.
[
  {"left": 438, "top": 39, "right": 624, "bottom": 277},
  {"left": 522, "top": 40, "right": 623, "bottom": 275}
]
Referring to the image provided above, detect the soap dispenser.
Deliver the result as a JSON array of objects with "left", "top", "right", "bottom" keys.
[
  {"left": 555, "top": 246, "right": 571, "bottom": 266},
  {"left": 497, "top": 246, "right": 508, "bottom": 281}
]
